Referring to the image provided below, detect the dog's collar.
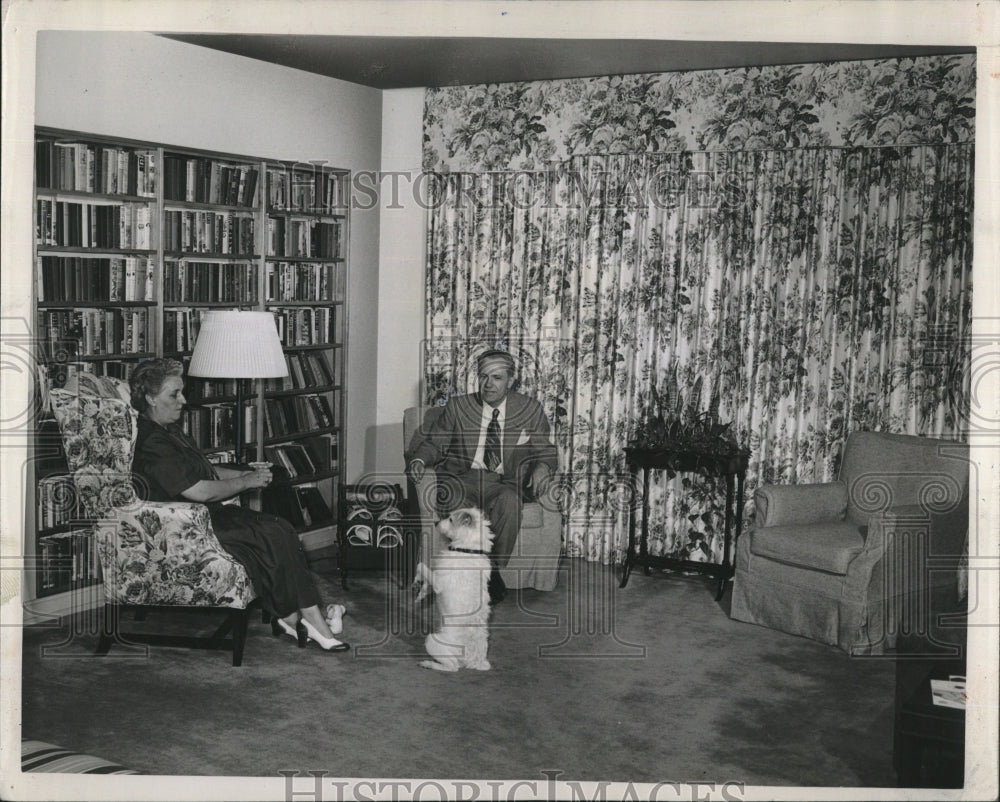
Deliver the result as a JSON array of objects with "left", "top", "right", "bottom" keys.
[{"left": 448, "top": 546, "right": 490, "bottom": 555}]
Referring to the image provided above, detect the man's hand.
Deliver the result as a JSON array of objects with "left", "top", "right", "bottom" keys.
[
  {"left": 408, "top": 458, "right": 427, "bottom": 482},
  {"left": 528, "top": 463, "right": 552, "bottom": 499}
]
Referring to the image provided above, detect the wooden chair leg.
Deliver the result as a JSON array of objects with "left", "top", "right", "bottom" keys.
[
  {"left": 231, "top": 609, "right": 250, "bottom": 667},
  {"left": 95, "top": 603, "right": 114, "bottom": 655}
]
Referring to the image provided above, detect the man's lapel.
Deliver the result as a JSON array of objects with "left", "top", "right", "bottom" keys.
[
  {"left": 460, "top": 393, "right": 485, "bottom": 462},
  {"left": 502, "top": 392, "right": 525, "bottom": 464}
]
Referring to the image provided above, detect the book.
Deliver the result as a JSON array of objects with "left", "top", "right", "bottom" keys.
[
  {"left": 296, "top": 484, "right": 332, "bottom": 526},
  {"left": 930, "top": 677, "right": 967, "bottom": 710}
]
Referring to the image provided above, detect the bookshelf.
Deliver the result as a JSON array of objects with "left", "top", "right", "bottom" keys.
[
  {"left": 259, "top": 162, "right": 347, "bottom": 554},
  {"left": 29, "top": 128, "right": 350, "bottom": 614}
]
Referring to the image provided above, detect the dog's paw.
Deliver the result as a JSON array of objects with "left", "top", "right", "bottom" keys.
[
  {"left": 470, "top": 660, "right": 491, "bottom": 671},
  {"left": 419, "top": 659, "right": 458, "bottom": 672}
]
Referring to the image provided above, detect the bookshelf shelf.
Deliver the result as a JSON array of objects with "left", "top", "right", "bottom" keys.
[
  {"left": 264, "top": 300, "right": 344, "bottom": 307},
  {"left": 36, "top": 247, "right": 157, "bottom": 256},
  {"left": 164, "top": 200, "right": 260, "bottom": 213},
  {"left": 264, "top": 255, "right": 344, "bottom": 265},
  {"left": 282, "top": 343, "right": 342, "bottom": 352},
  {"left": 36, "top": 189, "right": 155, "bottom": 203},
  {"left": 266, "top": 383, "right": 340, "bottom": 399},
  {"left": 57, "top": 352, "right": 156, "bottom": 362},
  {"left": 163, "top": 301, "right": 258, "bottom": 309},
  {"left": 38, "top": 301, "right": 157, "bottom": 309},
  {"left": 265, "top": 425, "right": 340, "bottom": 446},
  {"left": 163, "top": 251, "right": 262, "bottom": 260},
  {"left": 31, "top": 127, "right": 351, "bottom": 611},
  {"left": 267, "top": 210, "right": 346, "bottom": 221}
]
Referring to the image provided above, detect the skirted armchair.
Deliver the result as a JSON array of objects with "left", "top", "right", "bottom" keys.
[
  {"left": 730, "top": 431, "right": 969, "bottom": 654},
  {"left": 403, "top": 406, "right": 563, "bottom": 591},
  {"left": 47, "top": 372, "right": 256, "bottom": 665}
]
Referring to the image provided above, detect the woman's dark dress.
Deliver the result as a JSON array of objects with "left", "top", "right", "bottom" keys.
[{"left": 132, "top": 416, "right": 321, "bottom": 616}]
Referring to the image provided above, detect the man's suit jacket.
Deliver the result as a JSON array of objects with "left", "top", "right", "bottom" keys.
[{"left": 407, "top": 392, "right": 558, "bottom": 487}]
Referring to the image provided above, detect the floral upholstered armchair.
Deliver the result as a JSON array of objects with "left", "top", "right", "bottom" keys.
[{"left": 47, "top": 372, "right": 256, "bottom": 665}]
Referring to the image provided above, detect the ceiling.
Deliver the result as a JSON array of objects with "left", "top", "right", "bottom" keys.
[{"left": 160, "top": 34, "right": 973, "bottom": 90}]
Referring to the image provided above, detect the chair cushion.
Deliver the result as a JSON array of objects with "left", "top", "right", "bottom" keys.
[
  {"left": 521, "top": 502, "right": 543, "bottom": 528},
  {"left": 750, "top": 521, "right": 866, "bottom": 575}
]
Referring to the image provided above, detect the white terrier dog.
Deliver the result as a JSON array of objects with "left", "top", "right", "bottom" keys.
[{"left": 413, "top": 508, "right": 495, "bottom": 672}]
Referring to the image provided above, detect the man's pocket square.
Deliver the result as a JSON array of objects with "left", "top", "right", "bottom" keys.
[{"left": 516, "top": 430, "right": 531, "bottom": 445}]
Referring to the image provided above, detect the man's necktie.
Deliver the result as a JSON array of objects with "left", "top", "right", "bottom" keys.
[{"left": 484, "top": 408, "right": 502, "bottom": 472}]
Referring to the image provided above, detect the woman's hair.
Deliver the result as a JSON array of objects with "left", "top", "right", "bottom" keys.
[{"left": 129, "top": 358, "right": 184, "bottom": 413}]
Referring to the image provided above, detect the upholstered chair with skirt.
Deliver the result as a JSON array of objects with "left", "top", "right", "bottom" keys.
[
  {"left": 730, "top": 431, "right": 969, "bottom": 654},
  {"left": 46, "top": 372, "right": 256, "bottom": 665},
  {"left": 403, "top": 405, "right": 563, "bottom": 591}
]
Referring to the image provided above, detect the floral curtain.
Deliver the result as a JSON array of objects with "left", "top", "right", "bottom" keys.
[{"left": 423, "top": 143, "right": 973, "bottom": 565}]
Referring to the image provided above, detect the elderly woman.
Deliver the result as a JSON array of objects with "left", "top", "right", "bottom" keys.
[{"left": 129, "top": 358, "right": 348, "bottom": 653}]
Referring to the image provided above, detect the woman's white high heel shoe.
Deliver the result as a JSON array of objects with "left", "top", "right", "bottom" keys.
[
  {"left": 271, "top": 617, "right": 307, "bottom": 648},
  {"left": 325, "top": 603, "right": 347, "bottom": 635},
  {"left": 301, "top": 618, "right": 350, "bottom": 652}
]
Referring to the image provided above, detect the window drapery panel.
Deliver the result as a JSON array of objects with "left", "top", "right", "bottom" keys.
[{"left": 424, "top": 145, "right": 973, "bottom": 565}]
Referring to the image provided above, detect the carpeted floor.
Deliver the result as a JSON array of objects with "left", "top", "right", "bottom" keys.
[{"left": 20, "top": 559, "right": 899, "bottom": 786}]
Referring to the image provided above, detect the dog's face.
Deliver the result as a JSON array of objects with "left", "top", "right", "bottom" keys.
[{"left": 437, "top": 507, "right": 495, "bottom": 552}]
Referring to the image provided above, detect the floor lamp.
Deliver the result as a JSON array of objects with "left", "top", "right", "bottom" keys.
[{"left": 188, "top": 310, "right": 289, "bottom": 465}]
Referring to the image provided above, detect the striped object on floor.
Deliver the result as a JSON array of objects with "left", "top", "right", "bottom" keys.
[{"left": 21, "top": 740, "right": 139, "bottom": 774}]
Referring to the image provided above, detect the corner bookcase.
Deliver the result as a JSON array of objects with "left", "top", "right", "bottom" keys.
[{"left": 28, "top": 127, "right": 350, "bottom": 617}]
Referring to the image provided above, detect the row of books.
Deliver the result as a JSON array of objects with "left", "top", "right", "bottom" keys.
[
  {"left": 45, "top": 359, "right": 137, "bottom": 386},
  {"left": 162, "top": 210, "right": 256, "bottom": 255},
  {"left": 266, "top": 261, "right": 345, "bottom": 302},
  {"left": 36, "top": 199, "right": 153, "bottom": 250},
  {"left": 181, "top": 403, "right": 257, "bottom": 451},
  {"left": 36, "top": 475, "right": 84, "bottom": 529},
  {"left": 35, "top": 140, "right": 157, "bottom": 197},
  {"left": 164, "top": 307, "right": 335, "bottom": 352},
  {"left": 266, "top": 217, "right": 341, "bottom": 259},
  {"left": 263, "top": 393, "right": 337, "bottom": 439},
  {"left": 39, "top": 308, "right": 149, "bottom": 357},
  {"left": 264, "top": 433, "right": 338, "bottom": 478},
  {"left": 267, "top": 166, "right": 345, "bottom": 214},
  {"left": 184, "top": 374, "right": 240, "bottom": 402},
  {"left": 36, "top": 255, "right": 155, "bottom": 303},
  {"left": 273, "top": 307, "right": 336, "bottom": 346},
  {"left": 162, "top": 308, "right": 203, "bottom": 353},
  {"left": 163, "top": 155, "right": 259, "bottom": 208},
  {"left": 263, "top": 350, "right": 338, "bottom": 392},
  {"left": 162, "top": 260, "right": 259, "bottom": 304},
  {"left": 37, "top": 529, "right": 100, "bottom": 596}
]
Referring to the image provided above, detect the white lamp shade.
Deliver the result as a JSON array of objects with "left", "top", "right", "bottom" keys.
[{"left": 188, "top": 310, "right": 289, "bottom": 379}]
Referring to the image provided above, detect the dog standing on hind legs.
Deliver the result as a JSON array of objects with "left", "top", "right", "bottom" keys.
[{"left": 413, "top": 508, "right": 495, "bottom": 672}]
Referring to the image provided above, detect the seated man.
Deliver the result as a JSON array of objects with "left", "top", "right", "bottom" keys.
[{"left": 407, "top": 350, "right": 557, "bottom": 603}]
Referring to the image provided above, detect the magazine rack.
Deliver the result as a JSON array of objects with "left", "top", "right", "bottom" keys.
[{"left": 337, "top": 483, "right": 413, "bottom": 589}]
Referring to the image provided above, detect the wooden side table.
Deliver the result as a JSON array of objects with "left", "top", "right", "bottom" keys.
[{"left": 620, "top": 445, "right": 749, "bottom": 600}]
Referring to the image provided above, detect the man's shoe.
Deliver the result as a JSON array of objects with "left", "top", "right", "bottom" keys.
[{"left": 488, "top": 570, "right": 507, "bottom": 605}]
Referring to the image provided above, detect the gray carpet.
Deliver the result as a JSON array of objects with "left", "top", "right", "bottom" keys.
[{"left": 20, "top": 559, "right": 898, "bottom": 786}]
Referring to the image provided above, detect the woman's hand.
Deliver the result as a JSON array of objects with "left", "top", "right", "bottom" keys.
[
  {"left": 181, "top": 467, "right": 271, "bottom": 503},
  {"left": 244, "top": 465, "right": 272, "bottom": 489}
]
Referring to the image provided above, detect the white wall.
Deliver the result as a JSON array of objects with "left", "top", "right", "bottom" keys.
[
  {"left": 371, "top": 87, "right": 426, "bottom": 481},
  {"left": 32, "top": 31, "right": 383, "bottom": 483}
]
